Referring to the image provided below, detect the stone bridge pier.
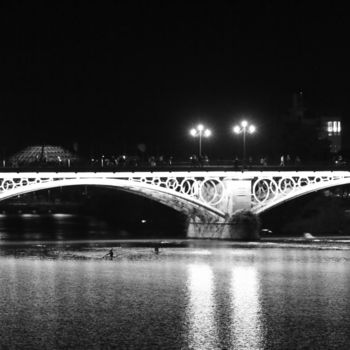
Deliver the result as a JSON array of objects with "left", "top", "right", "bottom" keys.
[{"left": 187, "top": 179, "right": 256, "bottom": 240}]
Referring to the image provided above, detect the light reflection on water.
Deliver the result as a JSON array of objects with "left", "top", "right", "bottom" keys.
[
  {"left": 185, "top": 263, "right": 264, "bottom": 350},
  {"left": 231, "top": 266, "right": 262, "bottom": 350},
  {"left": 187, "top": 264, "right": 217, "bottom": 350}
]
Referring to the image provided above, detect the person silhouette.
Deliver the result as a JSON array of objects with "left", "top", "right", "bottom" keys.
[{"left": 280, "top": 155, "right": 285, "bottom": 166}]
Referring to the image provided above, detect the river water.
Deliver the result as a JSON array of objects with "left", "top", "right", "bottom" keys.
[{"left": 1, "top": 214, "right": 350, "bottom": 349}]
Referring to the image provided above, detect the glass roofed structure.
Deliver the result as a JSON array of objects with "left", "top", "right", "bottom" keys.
[{"left": 9, "top": 145, "right": 79, "bottom": 166}]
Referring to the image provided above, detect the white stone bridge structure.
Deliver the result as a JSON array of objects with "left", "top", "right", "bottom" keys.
[{"left": 0, "top": 170, "right": 349, "bottom": 239}]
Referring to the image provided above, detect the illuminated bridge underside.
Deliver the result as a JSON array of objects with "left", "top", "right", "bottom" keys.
[
  {"left": 252, "top": 171, "right": 350, "bottom": 213},
  {"left": 0, "top": 174, "right": 227, "bottom": 220},
  {"left": 1, "top": 171, "right": 350, "bottom": 216}
]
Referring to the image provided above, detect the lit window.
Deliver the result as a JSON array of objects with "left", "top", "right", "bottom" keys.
[
  {"left": 327, "top": 121, "right": 333, "bottom": 133},
  {"left": 327, "top": 120, "right": 342, "bottom": 135}
]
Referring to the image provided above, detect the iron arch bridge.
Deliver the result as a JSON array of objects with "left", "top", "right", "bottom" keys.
[{"left": 0, "top": 171, "right": 350, "bottom": 216}]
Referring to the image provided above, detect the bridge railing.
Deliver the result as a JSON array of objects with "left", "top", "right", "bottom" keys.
[
  {"left": 0, "top": 162, "right": 350, "bottom": 172},
  {"left": 0, "top": 160, "right": 348, "bottom": 172}
]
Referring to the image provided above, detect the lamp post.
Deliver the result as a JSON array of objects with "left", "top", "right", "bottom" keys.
[
  {"left": 190, "top": 124, "right": 211, "bottom": 158},
  {"left": 233, "top": 120, "right": 256, "bottom": 168}
]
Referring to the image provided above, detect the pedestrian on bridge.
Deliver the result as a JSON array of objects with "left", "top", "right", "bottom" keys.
[{"left": 280, "top": 155, "right": 285, "bottom": 166}]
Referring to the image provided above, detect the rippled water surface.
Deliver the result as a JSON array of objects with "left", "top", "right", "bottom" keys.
[
  {"left": 1, "top": 248, "right": 350, "bottom": 349},
  {"left": 1, "top": 215, "right": 350, "bottom": 349}
]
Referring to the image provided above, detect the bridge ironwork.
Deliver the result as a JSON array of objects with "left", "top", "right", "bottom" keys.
[{"left": 0, "top": 171, "right": 350, "bottom": 215}]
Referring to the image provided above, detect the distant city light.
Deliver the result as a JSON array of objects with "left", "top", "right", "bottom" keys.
[
  {"left": 233, "top": 119, "right": 256, "bottom": 168},
  {"left": 248, "top": 125, "right": 256, "bottom": 133},
  {"left": 233, "top": 125, "right": 241, "bottom": 134},
  {"left": 233, "top": 121, "right": 256, "bottom": 135},
  {"left": 190, "top": 128, "right": 197, "bottom": 136},
  {"left": 204, "top": 129, "right": 211, "bottom": 137},
  {"left": 327, "top": 120, "right": 341, "bottom": 135},
  {"left": 189, "top": 124, "right": 212, "bottom": 157}
]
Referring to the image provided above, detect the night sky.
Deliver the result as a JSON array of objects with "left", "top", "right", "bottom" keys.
[{"left": 1, "top": 1, "right": 349, "bottom": 159}]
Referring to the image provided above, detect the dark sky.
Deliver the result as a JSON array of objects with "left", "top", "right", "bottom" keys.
[{"left": 0, "top": 1, "right": 349, "bottom": 157}]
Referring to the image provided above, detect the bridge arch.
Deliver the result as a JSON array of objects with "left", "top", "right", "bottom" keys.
[
  {"left": 255, "top": 177, "right": 350, "bottom": 214},
  {"left": 0, "top": 178, "right": 225, "bottom": 220}
]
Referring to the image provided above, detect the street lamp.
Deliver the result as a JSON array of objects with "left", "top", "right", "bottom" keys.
[
  {"left": 233, "top": 120, "right": 256, "bottom": 168},
  {"left": 190, "top": 124, "right": 211, "bottom": 158}
]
